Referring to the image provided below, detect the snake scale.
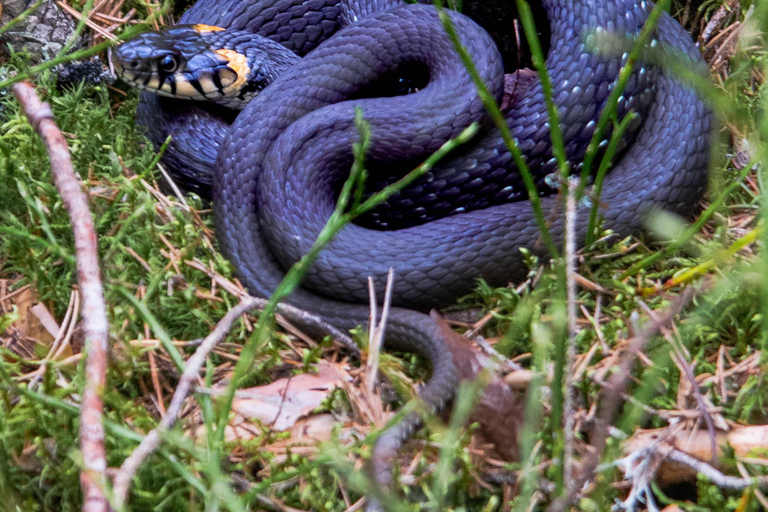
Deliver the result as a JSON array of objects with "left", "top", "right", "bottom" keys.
[{"left": 116, "top": 0, "right": 712, "bottom": 506}]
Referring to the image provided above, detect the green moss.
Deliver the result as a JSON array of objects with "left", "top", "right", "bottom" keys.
[{"left": 1, "top": 1, "right": 767, "bottom": 510}]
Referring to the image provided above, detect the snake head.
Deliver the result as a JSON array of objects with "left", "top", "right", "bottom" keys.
[{"left": 111, "top": 24, "right": 299, "bottom": 109}]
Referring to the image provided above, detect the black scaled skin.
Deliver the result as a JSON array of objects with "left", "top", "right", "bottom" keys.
[
  {"left": 212, "top": 0, "right": 711, "bottom": 501},
  {"left": 134, "top": 0, "right": 345, "bottom": 197},
  {"left": 131, "top": 0, "right": 712, "bottom": 507}
]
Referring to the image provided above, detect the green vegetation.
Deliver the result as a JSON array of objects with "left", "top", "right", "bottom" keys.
[{"left": 1, "top": 0, "right": 768, "bottom": 511}]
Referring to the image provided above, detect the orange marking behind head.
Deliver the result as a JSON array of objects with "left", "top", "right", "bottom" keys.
[
  {"left": 194, "top": 24, "right": 225, "bottom": 33},
  {"left": 214, "top": 49, "right": 250, "bottom": 94}
]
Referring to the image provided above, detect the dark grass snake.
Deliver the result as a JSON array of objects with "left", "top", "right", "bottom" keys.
[{"left": 114, "top": 0, "right": 712, "bottom": 506}]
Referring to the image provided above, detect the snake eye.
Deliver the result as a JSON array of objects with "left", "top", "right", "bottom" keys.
[{"left": 159, "top": 55, "right": 179, "bottom": 74}]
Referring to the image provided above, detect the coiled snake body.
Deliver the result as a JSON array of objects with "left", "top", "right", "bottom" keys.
[{"left": 115, "top": 0, "right": 711, "bottom": 504}]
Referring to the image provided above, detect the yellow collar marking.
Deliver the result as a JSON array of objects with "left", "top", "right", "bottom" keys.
[
  {"left": 194, "top": 24, "right": 225, "bottom": 33},
  {"left": 214, "top": 49, "right": 250, "bottom": 95}
]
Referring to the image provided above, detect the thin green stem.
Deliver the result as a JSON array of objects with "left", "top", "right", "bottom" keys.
[
  {"left": 56, "top": 0, "right": 96, "bottom": 59},
  {"left": 438, "top": 0, "right": 573, "bottom": 493},
  {"left": 578, "top": 0, "right": 671, "bottom": 194},
  {"left": 143, "top": 135, "right": 173, "bottom": 176},
  {"left": 432, "top": 378, "right": 486, "bottom": 509},
  {"left": 500, "top": 2, "right": 574, "bottom": 492},
  {"left": 353, "top": 123, "right": 479, "bottom": 216},
  {"left": 585, "top": 112, "right": 638, "bottom": 244},
  {"left": 515, "top": 0, "right": 568, "bottom": 178},
  {"left": 436, "top": 3, "right": 559, "bottom": 259},
  {"left": 620, "top": 159, "right": 756, "bottom": 279},
  {"left": 0, "top": 0, "right": 43, "bottom": 37},
  {"left": 512, "top": 324, "right": 549, "bottom": 512}
]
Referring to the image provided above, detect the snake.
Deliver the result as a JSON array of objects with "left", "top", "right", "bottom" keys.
[{"left": 112, "top": 0, "right": 712, "bottom": 506}]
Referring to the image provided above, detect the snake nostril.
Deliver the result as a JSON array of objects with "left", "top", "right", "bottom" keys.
[{"left": 130, "top": 58, "right": 139, "bottom": 69}]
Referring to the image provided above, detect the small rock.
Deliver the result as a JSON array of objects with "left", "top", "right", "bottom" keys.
[
  {"left": 0, "top": 0, "right": 80, "bottom": 63},
  {"left": 56, "top": 57, "right": 115, "bottom": 90}
]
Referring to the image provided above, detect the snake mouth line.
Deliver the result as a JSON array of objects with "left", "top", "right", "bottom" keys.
[
  {"left": 111, "top": 56, "right": 250, "bottom": 103},
  {"left": 110, "top": 24, "right": 300, "bottom": 109}
]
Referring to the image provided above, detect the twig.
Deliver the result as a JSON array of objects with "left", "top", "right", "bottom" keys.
[
  {"left": 112, "top": 297, "right": 264, "bottom": 505},
  {"left": 277, "top": 302, "right": 360, "bottom": 354},
  {"left": 613, "top": 441, "right": 665, "bottom": 512},
  {"left": 182, "top": 256, "right": 359, "bottom": 353},
  {"left": 156, "top": 162, "right": 190, "bottom": 209},
  {"left": 473, "top": 334, "right": 524, "bottom": 373},
  {"left": 11, "top": 81, "right": 110, "bottom": 512},
  {"left": 547, "top": 283, "right": 705, "bottom": 512},
  {"left": 56, "top": 0, "right": 117, "bottom": 41},
  {"left": 367, "top": 277, "right": 378, "bottom": 391},
  {"left": 366, "top": 269, "right": 395, "bottom": 394},
  {"left": 667, "top": 448, "right": 768, "bottom": 490},
  {"left": 645, "top": 301, "right": 719, "bottom": 463},
  {"left": 701, "top": 2, "right": 736, "bottom": 44},
  {"left": 28, "top": 289, "right": 80, "bottom": 389},
  {"left": 563, "top": 178, "right": 578, "bottom": 487},
  {"left": 111, "top": 295, "right": 359, "bottom": 506}
]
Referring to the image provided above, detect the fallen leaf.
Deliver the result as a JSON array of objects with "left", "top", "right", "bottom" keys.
[
  {"left": 624, "top": 424, "right": 768, "bottom": 485},
  {"left": 30, "top": 302, "right": 60, "bottom": 339},
  {"left": 223, "top": 361, "right": 350, "bottom": 441},
  {"left": 1, "top": 285, "right": 56, "bottom": 357},
  {"left": 433, "top": 312, "right": 525, "bottom": 462}
]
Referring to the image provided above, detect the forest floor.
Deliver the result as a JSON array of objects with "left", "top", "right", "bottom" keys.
[{"left": 1, "top": 0, "right": 767, "bottom": 511}]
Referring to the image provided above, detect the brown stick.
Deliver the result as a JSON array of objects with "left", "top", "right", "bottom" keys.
[
  {"left": 111, "top": 296, "right": 360, "bottom": 506},
  {"left": 112, "top": 297, "right": 263, "bottom": 506},
  {"left": 11, "top": 81, "right": 111, "bottom": 512}
]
